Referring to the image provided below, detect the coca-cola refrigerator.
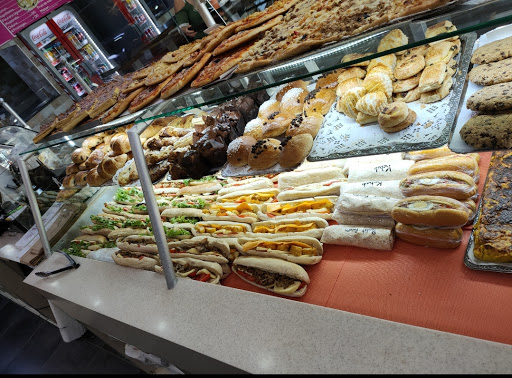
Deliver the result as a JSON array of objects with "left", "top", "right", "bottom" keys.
[
  {"left": 19, "top": 6, "right": 115, "bottom": 101},
  {"left": 115, "top": 0, "right": 161, "bottom": 44}
]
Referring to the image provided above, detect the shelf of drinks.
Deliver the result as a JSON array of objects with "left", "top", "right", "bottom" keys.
[
  {"left": 39, "top": 36, "right": 57, "bottom": 49},
  {"left": 19, "top": 0, "right": 512, "bottom": 155}
]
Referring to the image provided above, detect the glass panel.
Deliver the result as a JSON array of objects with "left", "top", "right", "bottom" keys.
[{"left": 20, "top": 0, "right": 512, "bottom": 154}]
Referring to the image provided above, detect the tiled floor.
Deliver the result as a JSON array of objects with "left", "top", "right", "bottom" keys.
[{"left": 0, "top": 294, "right": 146, "bottom": 374}]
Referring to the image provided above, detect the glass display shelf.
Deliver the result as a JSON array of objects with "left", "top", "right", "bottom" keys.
[{"left": 19, "top": 0, "right": 512, "bottom": 155}]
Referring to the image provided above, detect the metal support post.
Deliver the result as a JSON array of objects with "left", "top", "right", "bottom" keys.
[
  {"left": 0, "top": 98, "right": 31, "bottom": 129},
  {"left": 17, "top": 152, "right": 53, "bottom": 259},
  {"left": 127, "top": 123, "right": 177, "bottom": 289}
]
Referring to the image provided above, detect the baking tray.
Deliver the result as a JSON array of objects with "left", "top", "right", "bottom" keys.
[
  {"left": 463, "top": 151, "right": 512, "bottom": 273},
  {"left": 449, "top": 23, "right": 512, "bottom": 153},
  {"left": 308, "top": 32, "right": 477, "bottom": 161}
]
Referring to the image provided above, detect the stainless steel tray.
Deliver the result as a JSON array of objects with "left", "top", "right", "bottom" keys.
[{"left": 308, "top": 32, "right": 477, "bottom": 161}]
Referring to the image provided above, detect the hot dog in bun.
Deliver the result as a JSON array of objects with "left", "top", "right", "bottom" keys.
[
  {"left": 399, "top": 171, "right": 477, "bottom": 200},
  {"left": 251, "top": 217, "right": 328, "bottom": 239},
  {"left": 395, "top": 223, "right": 463, "bottom": 248},
  {"left": 237, "top": 236, "right": 323, "bottom": 265},
  {"left": 233, "top": 256, "right": 310, "bottom": 297},
  {"left": 391, "top": 195, "right": 469, "bottom": 227}
]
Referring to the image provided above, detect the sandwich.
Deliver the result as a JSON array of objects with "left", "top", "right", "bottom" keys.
[
  {"left": 277, "top": 167, "right": 345, "bottom": 191},
  {"left": 80, "top": 222, "right": 117, "bottom": 238},
  {"left": 66, "top": 234, "right": 116, "bottom": 257},
  {"left": 113, "top": 187, "right": 144, "bottom": 205},
  {"left": 158, "top": 196, "right": 212, "bottom": 211},
  {"left": 116, "top": 224, "right": 193, "bottom": 253},
  {"left": 176, "top": 181, "right": 223, "bottom": 196},
  {"left": 340, "top": 180, "right": 403, "bottom": 199},
  {"left": 395, "top": 223, "right": 463, "bottom": 248},
  {"left": 112, "top": 251, "right": 161, "bottom": 271},
  {"left": 202, "top": 202, "right": 260, "bottom": 224},
  {"left": 399, "top": 171, "right": 477, "bottom": 200},
  {"left": 194, "top": 221, "right": 252, "bottom": 238},
  {"left": 237, "top": 236, "right": 323, "bottom": 265},
  {"left": 160, "top": 208, "right": 203, "bottom": 223},
  {"left": 153, "top": 187, "right": 180, "bottom": 199},
  {"left": 217, "top": 177, "right": 274, "bottom": 196},
  {"left": 90, "top": 213, "right": 126, "bottom": 227},
  {"left": 217, "top": 188, "right": 279, "bottom": 204},
  {"left": 102, "top": 202, "right": 149, "bottom": 219},
  {"left": 276, "top": 179, "right": 345, "bottom": 202},
  {"left": 391, "top": 195, "right": 469, "bottom": 228},
  {"left": 166, "top": 237, "right": 230, "bottom": 264},
  {"left": 155, "top": 257, "right": 224, "bottom": 284},
  {"left": 335, "top": 193, "right": 400, "bottom": 217},
  {"left": 232, "top": 256, "right": 310, "bottom": 297},
  {"left": 258, "top": 196, "right": 336, "bottom": 220},
  {"left": 320, "top": 224, "right": 395, "bottom": 251},
  {"left": 407, "top": 154, "right": 479, "bottom": 182},
  {"left": 251, "top": 217, "right": 329, "bottom": 239}
]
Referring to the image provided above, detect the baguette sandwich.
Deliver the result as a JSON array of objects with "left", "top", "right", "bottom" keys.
[
  {"left": 258, "top": 196, "right": 337, "bottom": 220},
  {"left": 176, "top": 181, "right": 223, "bottom": 196},
  {"left": 391, "top": 195, "right": 469, "bottom": 228},
  {"left": 217, "top": 188, "right": 279, "bottom": 204},
  {"left": 112, "top": 251, "right": 161, "bottom": 271},
  {"left": 155, "top": 257, "right": 224, "bottom": 284},
  {"left": 395, "top": 223, "right": 463, "bottom": 248},
  {"left": 277, "top": 167, "right": 345, "bottom": 191},
  {"left": 251, "top": 217, "right": 328, "bottom": 239},
  {"left": 202, "top": 202, "right": 260, "bottom": 224},
  {"left": 237, "top": 236, "right": 323, "bottom": 265},
  {"left": 276, "top": 179, "right": 345, "bottom": 202},
  {"left": 113, "top": 187, "right": 144, "bottom": 205},
  {"left": 217, "top": 177, "right": 274, "bottom": 196},
  {"left": 399, "top": 171, "right": 477, "bottom": 200},
  {"left": 193, "top": 221, "right": 252, "bottom": 238},
  {"left": 166, "top": 237, "right": 230, "bottom": 264},
  {"left": 232, "top": 256, "right": 310, "bottom": 297},
  {"left": 407, "top": 154, "right": 480, "bottom": 182}
]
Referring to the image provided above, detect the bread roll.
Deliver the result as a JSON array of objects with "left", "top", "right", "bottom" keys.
[
  {"left": 244, "top": 118, "right": 264, "bottom": 139},
  {"left": 278, "top": 134, "right": 313, "bottom": 168},
  {"left": 71, "top": 147, "right": 92, "bottom": 164},
  {"left": 280, "top": 88, "right": 308, "bottom": 117},
  {"left": 86, "top": 167, "right": 109, "bottom": 187},
  {"left": 407, "top": 154, "right": 479, "bottom": 180},
  {"left": 74, "top": 171, "right": 89, "bottom": 187},
  {"left": 101, "top": 153, "right": 129, "bottom": 176},
  {"left": 286, "top": 111, "right": 324, "bottom": 138},
  {"left": 110, "top": 133, "right": 131, "bottom": 155},
  {"left": 62, "top": 174, "right": 76, "bottom": 188},
  {"left": 315, "top": 69, "right": 344, "bottom": 90},
  {"left": 82, "top": 135, "right": 104, "bottom": 149},
  {"left": 258, "top": 99, "right": 280, "bottom": 119},
  {"left": 65, "top": 164, "right": 80, "bottom": 176},
  {"left": 261, "top": 112, "right": 293, "bottom": 138},
  {"left": 378, "top": 102, "right": 409, "bottom": 128},
  {"left": 403, "top": 145, "right": 455, "bottom": 161},
  {"left": 303, "top": 88, "right": 336, "bottom": 115},
  {"left": 84, "top": 149, "right": 105, "bottom": 169},
  {"left": 248, "top": 138, "right": 281, "bottom": 170},
  {"left": 276, "top": 80, "right": 309, "bottom": 101},
  {"left": 399, "top": 171, "right": 477, "bottom": 200},
  {"left": 227, "top": 135, "right": 257, "bottom": 167},
  {"left": 96, "top": 161, "right": 114, "bottom": 180}
]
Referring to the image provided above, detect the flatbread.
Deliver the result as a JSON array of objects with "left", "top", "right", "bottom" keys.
[
  {"left": 144, "top": 61, "right": 183, "bottom": 86},
  {"left": 129, "top": 74, "right": 176, "bottom": 113},
  {"left": 191, "top": 43, "right": 254, "bottom": 88},
  {"left": 161, "top": 53, "right": 212, "bottom": 99},
  {"left": 234, "top": 0, "right": 300, "bottom": 32},
  {"left": 101, "top": 87, "right": 144, "bottom": 123},
  {"left": 213, "top": 15, "right": 283, "bottom": 56}
]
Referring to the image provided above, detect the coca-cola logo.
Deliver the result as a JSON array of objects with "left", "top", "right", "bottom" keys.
[
  {"left": 55, "top": 12, "right": 71, "bottom": 26},
  {"left": 31, "top": 28, "right": 47, "bottom": 42}
]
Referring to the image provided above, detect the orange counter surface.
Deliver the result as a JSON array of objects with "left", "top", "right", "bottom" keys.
[{"left": 222, "top": 151, "right": 512, "bottom": 346}]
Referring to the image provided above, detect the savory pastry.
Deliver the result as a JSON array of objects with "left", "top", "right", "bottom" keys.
[
  {"left": 355, "top": 91, "right": 388, "bottom": 116},
  {"left": 362, "top": 72, "right": 393, "bottom": 99},
  {"left": 337, "top": 67, "right": 366, "bottom": 84},
  {"left": 336, "top": 77, "right": 364, "bottom": 98},
  {"left": 418, "top": 61, "right": 447, "bottom": 93},
  {"left": 377, "top": 29, "right": 408, "bottom": 54},
  {"left": 378, "top": 101, "right": 409, "bottom": 129},
  {"left": 425, "top": 20, "right": 458, "bottom": 44},
  {"left": 71, "top": 147, "right": 92, "bottom": 164},
  {"left": 336, "top": 86, "right": 366, "bottom": 119},
  {"left": 394, "top": 53, "right": 425, "bottom": 80}
]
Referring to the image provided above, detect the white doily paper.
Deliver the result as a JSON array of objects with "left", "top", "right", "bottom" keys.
[{"left": 308, "top": 32, "right": 476, "bottom": 161}]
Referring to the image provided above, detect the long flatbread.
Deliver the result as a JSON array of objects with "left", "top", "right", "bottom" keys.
[
  {"left": 234, "top": 0, "right": 300, "bottom": 32},
  {"left": 320, "top": 224, "right": 395, "bottom": 251},
  {"left": 213, "top": 15, "right": 283, "bottom": 56},
  {"left": 101, "top": 87, "right": 144, "bottom": 123},
  {"left": 129, "top": 74, "right": 176, "bottom": 113},
  {"left": 161, "top": 53, "right": 212, "bottom": 99}
]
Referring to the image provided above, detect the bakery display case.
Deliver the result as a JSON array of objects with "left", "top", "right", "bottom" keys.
[{"left": 13, "top": 0, "right": 512, "bottom": 373}]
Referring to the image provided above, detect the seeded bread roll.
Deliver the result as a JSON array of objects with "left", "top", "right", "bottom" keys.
[
  {"left": 279, "top": 134, "right": 313, "bottom": 168},
  {"left": 276, "top": 80, "right": 308, "bottom": 101},
  {"left": 227, "top": 135, "right": 257, "bottom": 167},
  {"left": 248, "top": 138, "right": 281, "bottom": 170},
  {"left": 286, "top": 112, "right": 324, "bottom": 138}
]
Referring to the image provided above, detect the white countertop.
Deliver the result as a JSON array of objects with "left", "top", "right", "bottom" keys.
[{"left": 24, "top": 252, "right": 512, "bottom": 374}]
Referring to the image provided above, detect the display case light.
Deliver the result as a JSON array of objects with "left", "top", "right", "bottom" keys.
[{"left": 72, "top": 18, "right": 114, "bottom": 69}]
